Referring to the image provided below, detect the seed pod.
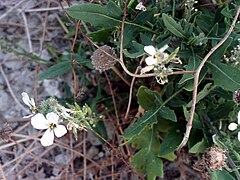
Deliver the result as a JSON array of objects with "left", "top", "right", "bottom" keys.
[
  {"left": 92, "top": 45, "right": 117, "bottom": 73},
  {"left": 204, "top": 147, "right": 227, "bottom": 170}
]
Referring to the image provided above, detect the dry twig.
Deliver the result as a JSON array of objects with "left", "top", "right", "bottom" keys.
[{"left": 0, "top": 65, "right": 28, "bottom": 113}]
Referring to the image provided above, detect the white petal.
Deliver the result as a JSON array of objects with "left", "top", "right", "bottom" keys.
[
  {"left": 31, "top": 113, "right": 49, "bottom": 130},
  {"left": 30, "top": 98, "right": 36, "bottom": 108},
  {"left": 228, "top": 123, "right": 238, "bottom": 131},
  {"left": 163, "top": 53, "right": 169, "bottom": 61},
  {"left": 135, "top": 2, "right": 146, "bottom": 11},
  {"left": 141, "top": 65, "right": 154, "bottom": 74},
  {"left": 54, "top": 125, "right": 67, "bottom": 138},
  {"left": 158, "top": 44, "right": 169, "bottom": 53},
  {"left": 144, "top": 46, "right": 156, "bottom": 55},
  {"left": 145, "top": 56, "right": 157, "bottom": 65},
  {"left": 23, "top": 114, "right": 34, "bottom": 118},
  {"left": 46, "top": 112, "right": 59, "bottom": 124},
  {"left": 238, "top": 111, "right": 240, "bottom": 125},
  {"left": 22, "top": 92, "right": 31, "bottom": 107},
  {"left": 40, "top": 129, "right": 54, "bottom": 146},
  {"left": 238, "top": 132, "right": 240, "bottom": 142}
]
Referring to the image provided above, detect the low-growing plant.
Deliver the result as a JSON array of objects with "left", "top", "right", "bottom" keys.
[{"left": 16, "top": 0, "right": 240, "bottom": 179}]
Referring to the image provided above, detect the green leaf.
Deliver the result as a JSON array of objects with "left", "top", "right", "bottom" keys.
[
  {"left": 137, "top": 86, "right": 158, "bottom": 110},
  {"left": 178, "top": 57, "right": 197, "bottom": 85},
  {"left": 208, "top": 60, "right": 240, "bottom": 92},
  {"left": 38, "top": 61, "right": 71, "bottom": 80},
  {"left": 178, "top": 57, "right": 207, "bottom": 91},
  {"left": 123, "top": 109, "right": 158, "bottom": 139},
  {"left": 67, "top": 1, "right": 154, "bottom": 32},
  {"left": 221, "top": 5, "right": 233, "bottom": 18},
  {"left": 87, "top": 28, "right": 113, "bottom": 42},
  {"left": 131, "top": 126, "right": 164, "bottom": 179},
  {"left": 66, "top": 1, "right": 122, "bottom": 28},
  {"left": 123, "top": 41, "right": 145, "bottom": 58},
  {"left": 146, "top": 156, "right": 163, "bottom": 180},
  {"left": 74, "top": 54, "right": 93, "bottom": 69},
  {"left": 183, "top": 106, "right": 202, "bottom": 129},
  {"left": 186, "top": 83, "right": 215, "bottom": 108},
  {"left": 158, "top": 106, "right": 177, "bottom": 122},
  {"left": 211, "top": 170, "right": 235, "bottom": 180},
  {"left": 162, "top": 13, "right": 186, "bottom": 38},
  {"left": 195, "top": 14, "right": 215, "bottom": 33},
  {"left": 159, "top": 126, "right": 184, "bottom": 155},
  {"left": 159, "top": 152, "right": 176, "bottom": 161},
  {"left": 208, "top": 101, "right": 235, "bottom": 120},
  {"left": 209, "top": 37, "right": 233, "bottom": 61},
  {"left": 92, "top": 121, "right": 108, "bottom": 144},
  {"left": 189, "top": 139, "right": 206, "bottom": 153}
]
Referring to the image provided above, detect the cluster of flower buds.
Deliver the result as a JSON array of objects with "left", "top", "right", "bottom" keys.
[
  {"left": 22, "top": 92, "right": 98, "bottom": 146},
  {"left": 185, "top": 0, "right": 198, "bottom": 12},
  {"left": 224, "top": 39, "right": 240, "bottom": 66}
]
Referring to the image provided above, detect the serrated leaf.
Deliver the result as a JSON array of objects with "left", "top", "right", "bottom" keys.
[
  {"left": 146, "top": 156, "right": 163, "bottom": 180},
  {"left": 159, "top": 126, "right": 183, "bottom": 155},
  {"left": 38, "top": 61, "right": 71, "bottom": 80},
  {"left": 162, "top": 13, "right": 186, "bottom": 38},
  {"left": 208, "top": 60, "right": 240, "bottom": 92},
  {"left": 131, "top": 126, "right": 164, "bottom": 179}
]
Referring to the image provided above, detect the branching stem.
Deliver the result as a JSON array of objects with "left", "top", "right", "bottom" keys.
[{"left": 177, "top": 6, "right": 240, "bottom": 150}]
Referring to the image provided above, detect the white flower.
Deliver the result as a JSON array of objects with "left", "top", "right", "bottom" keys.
[
  {"left": 228, "top": 111, "right": 240, "bottom": 141},
  {"left": 31, "top": 112, "right": 67, "bottom": 146},
  {"left": 22, "top": 92, "right": 36, "bottom": 111},
  {"left": 144, "top": 45, "right": 169, "bottom": 65},
  {"left": 135, "top": 2, "right": 146, "bottom": 11}
]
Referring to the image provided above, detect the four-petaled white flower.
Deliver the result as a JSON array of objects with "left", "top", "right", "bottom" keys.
[
  {"left": 144, "top": 45, "right": 169, "bottom": 66},
  {"left": 22, "top": 92, "right": 36, "bottom": 111},
  {"left": 228, "top": 111, "right": 240, "bottom": 141},
  {"left": 31, "top": 112, "right": 67, "bottom": 146}
]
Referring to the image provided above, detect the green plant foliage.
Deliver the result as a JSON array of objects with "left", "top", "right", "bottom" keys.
[
  {"left": 123, "top": 109, "right": 158, "bottom": 140},
  {"left": 137, "top": 86, "right": 158, "bottom": 110},
  {"left": 162, "top": 13, "right": 186, "bottom": 38},
  {"left": 208, "top": 60, "right": 240, "bottom": 92},
  {"left": 32, "top": 0, "right": 240, "bottom": 179},
  {"left": 66, "top": 1, "right": 122, "bottom": 28},
  {"left": 159, "top": 125, "right": 183, "bottom": 156},
  {"left": 130, "top": 126, "right": 164, "bottom": 179},
  {"left": 38, "top": 61, "right": 71, "bottom": 80},
  {"left": 211, "top": 170, "right": 235, "bottom": 180},
  {"left": 189, "top": 139, "right": 207, "bottom": 153}
]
